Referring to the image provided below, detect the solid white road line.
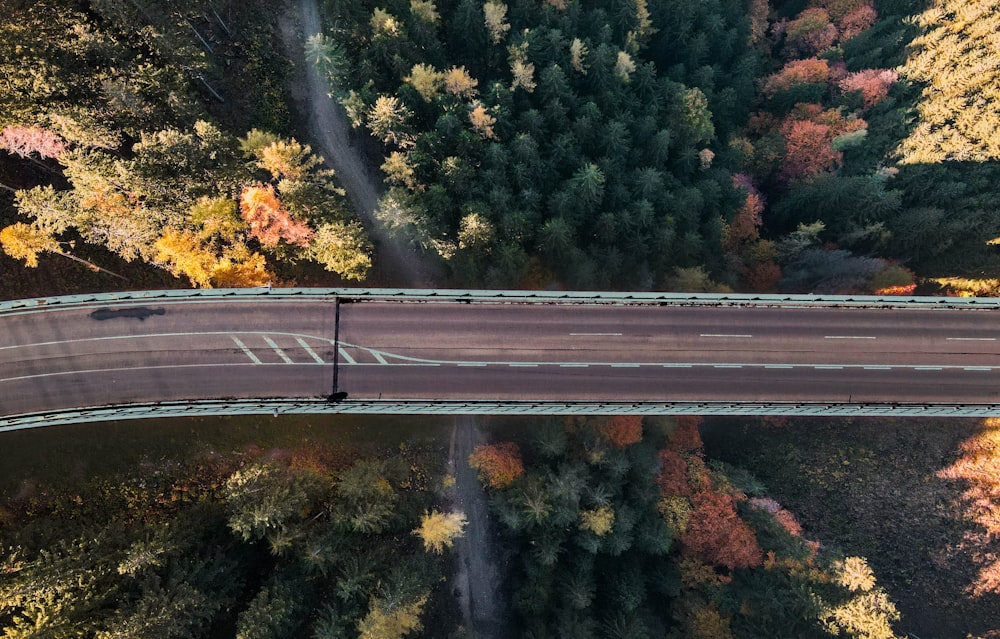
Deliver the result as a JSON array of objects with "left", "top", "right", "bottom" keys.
[
  {"left": 263, "top": 336, "right": 293, "bottom": 364},
  {"left": 231, "top": 336, "right": 262, "bottom": 364},
  {"left": 296, "top": 338, "right": 325, "bottom": 364}
]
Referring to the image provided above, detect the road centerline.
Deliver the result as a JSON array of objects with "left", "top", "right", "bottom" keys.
[
  {"left": 700, "top": 334, "right": 753, "bottom": 338},
  {"left": 824, "top": 335, "right": 876, "bottom": 339}
]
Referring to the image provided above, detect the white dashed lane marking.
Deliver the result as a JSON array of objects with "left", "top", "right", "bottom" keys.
[
  {"left": 263, "top": 336, "right": 293, "bottom": 364},
  {"left": 296, "top": 338, "right": 325, "bottom": 364},
  {"left": 231, "top": 336, "right": 262, "bottom": 365}
]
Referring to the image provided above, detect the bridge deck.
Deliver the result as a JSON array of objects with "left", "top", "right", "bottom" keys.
[{"left": 3, "top": 289, "right": 1000, "bottom": 428}]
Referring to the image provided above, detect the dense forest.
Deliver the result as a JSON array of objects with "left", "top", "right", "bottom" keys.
[
  {"left": 4, "top": 0, "right": 1000, "bottom": 293},
  {"left": 472, "top": 417, "right": 901, "bottom": 637},
  {"left": 6, "top": 0, "right": 1000, "bottom": 636},
  {"left": 0, "top": 438, "right": 463, "bottom": 638}
]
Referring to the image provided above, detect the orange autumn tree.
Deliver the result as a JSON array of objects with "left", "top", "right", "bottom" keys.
[
  {"left": 723, "top": 174, "right": 782, "bottom": 292},
  {"left": 656, "top": 417, "right": 764, "bottom": 570},
  {"left": 762, "top": 58, "right": 830, "bottom": 97},
  {"left": 468, "top": 442, "right": 524, "bottom": 489},
  {"left": 682, "top": 489, "right": 764, "bottom": 570},
  {"left": 779, "top": 104, "right": 867, "bottom": 182},
  {"left": 239, "top": 183, "right": 314, "bottom": 248},
  {"left": 839, "top": 69, "right": 898, "bottom": 108},
  {"left": 596, "top": 415, "right": 643, "bottom": 448}
]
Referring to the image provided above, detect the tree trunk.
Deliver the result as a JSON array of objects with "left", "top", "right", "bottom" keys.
[{"left": 54, "top": 248, "right": 130, "bottom": 281}]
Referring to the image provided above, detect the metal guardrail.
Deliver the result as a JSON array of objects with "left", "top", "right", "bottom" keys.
[
  {"left": 2, "top": 399, "right": 996, "bottom": 432},
  {"left": 4, "top": 287, "right": 1000, "bottom": 313}
]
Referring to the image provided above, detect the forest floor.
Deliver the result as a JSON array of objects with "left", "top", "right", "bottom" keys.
[
  {"left": 277, "top": 5, "right": 502, "bottom": 636},
  {"left": 702, "top": 417, "right": 1000, "bottom": 638}
]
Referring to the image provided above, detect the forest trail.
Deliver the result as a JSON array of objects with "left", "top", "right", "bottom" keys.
[
  {"left": 282, "top": 0, "right": 441, "bottom": 287},
  {"left": 449, "top": 416, "right": 505, "bottom": 638},
  {"left": 280, "top": 3, "right": 502, "bottom": 633}
]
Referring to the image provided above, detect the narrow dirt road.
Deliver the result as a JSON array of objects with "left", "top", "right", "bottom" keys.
[
  {"left": 284, "top": 0, "right": 441, "bottom": 287},
  {"left": 279, "top": 4, "right": 504, "bottom": 635},
  {"left": 449, "top": 416, "right": 505, "bottom": 638}
]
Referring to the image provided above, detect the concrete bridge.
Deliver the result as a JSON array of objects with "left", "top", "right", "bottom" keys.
[{"left": 4, "top": 288, "right": 1000, "bottom": 430}]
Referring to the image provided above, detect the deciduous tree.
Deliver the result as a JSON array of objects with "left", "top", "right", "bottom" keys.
[
  {"left": 681, "top": 489, "right": 763, "bottom": 569},
  {"left": 469, "top": 442, "right": 524, "bottom": 489},
  {"left": 414, "top": 510, "right": 467, "bottom": 553},
  {"left": 0, "top": 222, "right": 60, "bottom": 267},
  {"left": 239, "top": 183, "right": 314, "bottom": 248},
  {"left": 307, "top": 220, "right": 373, "bottom": 280}
]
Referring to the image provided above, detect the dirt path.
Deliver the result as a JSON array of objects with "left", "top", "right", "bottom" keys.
[
  {"left": 280, "top": 0, "right": 442, "bottom": 287},
  {"left": 448, "top": 416, "right": 505, "bottom": 638},
  {"left": 278, "top": 4, "right": 502, "bottom": 634}
]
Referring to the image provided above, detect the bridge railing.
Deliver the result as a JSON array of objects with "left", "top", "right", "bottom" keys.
[
  {"left": 3, "top": 399, "right": 1000, "bottom": 432},
  {"left": 4, "top": 287, "right": 1000, "bottom": 314}
]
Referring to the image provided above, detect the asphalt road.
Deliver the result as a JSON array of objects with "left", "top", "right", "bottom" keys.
[{"left": 3, "top": 297, "right": 1000, "bottom": 418}]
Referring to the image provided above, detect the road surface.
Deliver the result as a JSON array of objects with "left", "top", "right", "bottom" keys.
[{"left": 3, "top": 294, "right": 1000, "bottom": 419}]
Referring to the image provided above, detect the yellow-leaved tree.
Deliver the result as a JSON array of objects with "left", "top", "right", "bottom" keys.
[
  {"left": 357, "top": 592, "right": 428, "bottom": 639},
  {"left": 0, "top": 222, "right": 60, "bottom": 267},
  {"left": 413, "top": 510, "right": 467, "bottom": 553}
]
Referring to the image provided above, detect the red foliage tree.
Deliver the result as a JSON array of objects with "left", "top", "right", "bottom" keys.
[
  {"left": 668, "top": 416, "right": 705, "bottom": 454},
  {"left": 750, "top": 497, "right": 804, "bottom": 537},
  {"left": 723, "top": 174, "right": 764, "bottom": 253},
  {"left": 468, "top": 442, "right": 524, "bottom": 489},
  {"left": 239, "top": 183, "right": 314, "bottom": 247},
  {"left": 0, "top": 125, "right": 66, "bottom": 159},
  {"left": 839, "top": 68, "right": 898, "bottom": 108},
  {"left": 780, "top": 119, "right": 842, "bottom": 181},
  {"left": 785, "top": 8, "right": 838, "bottom": 56},
  {"left": 657, "top": 448, "right": 691, "bottom": 497},
  {"left": 838, "top": 4, "right": 877, "bottom": 39},
  {"left": 744, "top": 259, "right": 783, "bottom": 292},
  {"left": 762, "top": 58, "right": 830, "bottom": 96},
  {"left": 682, "top": 489, "right": 764, "bottom": 569},
  {"left": 597, "top": 416, "right": 643, "bottom": 448}
]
